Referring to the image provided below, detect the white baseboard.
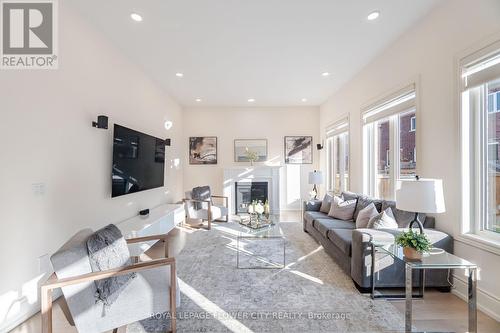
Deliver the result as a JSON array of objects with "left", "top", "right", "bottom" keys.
[{"left": 451, "top": 274, "right": 500, "bottom": 322}]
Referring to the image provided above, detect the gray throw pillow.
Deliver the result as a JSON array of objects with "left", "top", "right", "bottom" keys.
[
  {"left": 355, "top": 203, "right": 379, "bottom": 228},
  {"left": 353, "top": 195, "right": 383, "bottom": 220},
  {"left": 328, "top": 196, "right": 357, "bottom": 220},
  {"left": 367, "top": 208, "right": 398, "bottom": 229},
  {"left": 319, "top": 193, "right": 333, "bottom": 213},
  {"left": 192, "top": 186, "right": 212, "bottom": 210},
  {"left": 86, "top": 224, "right": 136, "bottom": 306}
]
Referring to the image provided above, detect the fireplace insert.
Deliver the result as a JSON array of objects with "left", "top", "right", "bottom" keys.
[{"left": 235, "top": 182, "right": 268, "bottom": 214}]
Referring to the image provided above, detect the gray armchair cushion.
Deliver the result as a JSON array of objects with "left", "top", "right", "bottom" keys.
[
  {"left": 353, "top": 195, "right": 383, "bottom": 220},
  {"left": 328, "top": 229, "right": 353, "bottom": 256},
  {"left": 192, "top": 186, "right": 211, "bottom": 210},
  {"left": 86, "top": 224, "right": 136, "bottom": 306},
  {"left": 313, "top": 218, "right": 355, "bottom": 237},
  {"left": 303, "top": 211, "right": 328, "bottom": 224},
  {"left": 381, "top": 200, "right": 426, "bottom": 228}
]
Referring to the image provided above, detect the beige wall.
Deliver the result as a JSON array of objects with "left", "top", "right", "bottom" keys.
[
  {"left": 0, "top": 3, "right": 184, "bottom": 331},
  {"left": 183, "top": 107, "right": 320, "bottom": 211},
  {"left": 319, "top": 0, "right": 500, "bottom": 320}
]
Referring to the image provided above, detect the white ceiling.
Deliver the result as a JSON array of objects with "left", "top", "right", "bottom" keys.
[{"left": 69, "top": 0, "right": 440, "bottom": 107}]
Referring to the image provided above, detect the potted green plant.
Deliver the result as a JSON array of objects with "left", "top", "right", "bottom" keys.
[{"left": 395, "top": 229, "right": 432, "bottom": 260}]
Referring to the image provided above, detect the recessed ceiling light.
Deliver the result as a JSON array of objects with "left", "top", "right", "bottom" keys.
[
  {"left": 301, "top": 98, "right": 308, "bottom": 102},
  {"left": 164, "top": 120, "right": 173, "bottom": 130},
  {"left": 175, "top": 72, "right": 184, "bottom": 78},
  {"left": 247, "top": 98, "right": 255, "bottom": 103},
  {"left": 130, "top": 13, "right": 143, "bottom": 22},
  {"left": 321, "top": 72, "right": 330, "bottom": 77},
  {"left": 195, "top": 98, "right": 202, "bottom": 102},
  {"left": 367, "top": 11, "right": 380, "bottom": 21}
]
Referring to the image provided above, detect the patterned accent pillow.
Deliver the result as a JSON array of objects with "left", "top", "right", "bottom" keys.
[
  {"left": 367, "top": 208, "right": 398, "bottom": 229},
  {"left": 319, "top": 193, "right": 333, "bottom": 214},
  {"left": 328, "top": 195, "right": 357, "bottom": 220},
  {"left": 355, "top": 203, "right": 379, "bottom": 228}
]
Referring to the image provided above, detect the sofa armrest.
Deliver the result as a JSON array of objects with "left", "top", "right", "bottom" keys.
[{"left": 303, "top": 199, "right": 322, "bottom": 212}]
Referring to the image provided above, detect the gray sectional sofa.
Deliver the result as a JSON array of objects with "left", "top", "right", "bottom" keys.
[{"left": 303, "top": 191, "right": 453, "bottom": 291}]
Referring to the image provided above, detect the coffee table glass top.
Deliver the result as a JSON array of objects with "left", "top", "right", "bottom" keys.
[
  {"left": 237, "top": 215, "right": 283, "bottom": 238},
  {"left": 374, "top": 242, "right": 476, "bottom": 269}
]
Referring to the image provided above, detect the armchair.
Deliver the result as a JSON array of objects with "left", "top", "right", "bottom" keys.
[
  {"left": 183, "top": 190, "right": 229, "bottom": 230},
  {"left": 42, "top": 229, "right": 179, "bottom": 333}
]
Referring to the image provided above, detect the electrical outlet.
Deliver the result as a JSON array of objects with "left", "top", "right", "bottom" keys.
[
  {"left": 32, "top": 183, "right": 46, "bottom": 196},
  {"left": 38, "top": 254, "right": 50, "bottom": 274}
]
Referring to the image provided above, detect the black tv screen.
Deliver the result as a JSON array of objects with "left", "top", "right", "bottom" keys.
[{"left": 112, "top": 124, "right": 165, "bottom": 197}]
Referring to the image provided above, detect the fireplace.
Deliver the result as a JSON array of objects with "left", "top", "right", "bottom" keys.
[{"left": 235, "top": 182, "right": 268, "bottom": 214}]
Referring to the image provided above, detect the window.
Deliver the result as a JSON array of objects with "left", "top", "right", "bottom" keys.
[
  {"left": 363, "top": 85, "right": 417, "bottom": 200},
  {"left": 461, "top": 44, "right": 500, "bottom": 239},
  {"left": 325, "top": 118, "right": 349, "bottom": 193},
  {"left": 410, "top": 116, "right": 416, "bottom": 131}
]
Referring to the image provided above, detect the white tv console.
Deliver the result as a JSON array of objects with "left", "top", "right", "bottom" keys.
[{"left": 116, "top": 203, "right": 185, "bottom": 256}]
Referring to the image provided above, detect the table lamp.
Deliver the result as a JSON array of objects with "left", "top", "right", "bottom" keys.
[
  {"left": 396, "top": 176, "right": 445, "bottom": 234},
  {"left": 308, "top": 170, "right": 323, "bottom": 200}
]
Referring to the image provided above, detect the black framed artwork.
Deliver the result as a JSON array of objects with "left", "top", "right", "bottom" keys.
[
  {"left": 189, "top": 136, "right": 218, "bottom": 165},
  {"left": 284, "top": 136, "right": 313, "bottom": 164}
]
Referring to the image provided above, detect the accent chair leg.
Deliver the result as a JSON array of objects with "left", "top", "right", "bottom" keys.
[
  {"left": 41, "top": 286, "right": 53, "bottom": 333},
  {"left": 170, "top": 260, "right": 177, "bottom": 333}
]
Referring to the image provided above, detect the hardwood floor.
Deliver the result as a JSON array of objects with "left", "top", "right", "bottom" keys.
[{"left": 10, "top": 211, "right": 500, "bottom": 332}]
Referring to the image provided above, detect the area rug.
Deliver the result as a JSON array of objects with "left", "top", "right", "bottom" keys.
[{"left": 127, "top": 221, "right": 405, "bottom": 332}]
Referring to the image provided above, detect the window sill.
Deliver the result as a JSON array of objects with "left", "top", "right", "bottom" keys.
[{"left": 455, "top": 233, "right": 500, "bottom": 256}]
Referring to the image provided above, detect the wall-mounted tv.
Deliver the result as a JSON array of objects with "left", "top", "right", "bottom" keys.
[{"left": 112, "top": 124, "right": 165, "bottom": 197}]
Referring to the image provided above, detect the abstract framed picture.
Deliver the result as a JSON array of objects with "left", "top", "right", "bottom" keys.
[
  {"left": 284, "top": 136, "right": 313, "bottom": 164},
  {"left": 189, "top": 137, "right": 217, "bottom": 165},
  {"left": 234, "top": 139, "right": 268, "bottom": 162}
]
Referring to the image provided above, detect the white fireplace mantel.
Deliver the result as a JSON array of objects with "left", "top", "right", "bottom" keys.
[{"left": 223, "top": 166, "right": 281, "bottom": 214}]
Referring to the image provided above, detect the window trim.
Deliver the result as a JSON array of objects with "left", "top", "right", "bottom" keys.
[
  {"left": 459, "top": 38, "right": 500, "bottom": 248},
  {"left": 410, "top": 116, "right": 416, "bottom": 132},
  {"left": 325, "top": 116, "right": 350, "bottom": 193},
  {"left": 362, "top": 82, "right": 419, "bottom": 199}
]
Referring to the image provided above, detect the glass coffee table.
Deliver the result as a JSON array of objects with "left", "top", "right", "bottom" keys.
[
  {"left": 372, "top": 242, "right": 477, "bottom": 333},
  {"left": 236, "top": 215, "right": 285, "bottom": 269}
]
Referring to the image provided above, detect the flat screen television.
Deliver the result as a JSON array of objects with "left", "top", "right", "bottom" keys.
[{"left": 112, "top": 124, "right": 165, "bottom": 197}]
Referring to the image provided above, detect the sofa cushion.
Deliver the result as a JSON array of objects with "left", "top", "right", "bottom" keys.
[
  {"left": 319, "top": 193, "right": 334, "bottom": 213},
  {"left": 381, "top": 200, "right": 426, "bottom": 228},
  {"left": 355, "top": 203, "right": 379, "bottom": 228},
  {"left": 327, "top": 229, "right": 353, "bottom": 256},
  {"left": 353, "top": 195, "right": 383, "bottom": 220},
  {"left": 341, "top": 191, "right": 359, "bottom": 202},
  {"left": 313, "top": 218, "right": 355, "bottom": 237},
  {"left": 304, "top": 211, "right": 329, "bottom": 224},
  {"left": 328, "top": 196, "right": 357, "bottom": 220}
]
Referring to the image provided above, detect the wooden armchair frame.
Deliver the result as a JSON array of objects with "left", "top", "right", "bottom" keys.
[
  {"left": 41, "top": 235, "right": 177, "bottom": 333},
  {"left": 183, "top": 195, "right": 228, "bottom": 230}
]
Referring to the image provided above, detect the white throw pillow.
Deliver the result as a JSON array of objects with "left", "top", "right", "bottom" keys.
[
  {"left": 319, "top": 193, "right": 333, "bottom": 214},
  {"left": 367, "top": 208, "right": 398, "bottom": 229},
  {"left": 328, "top": 196, "right": 357, "bottom": 221},
  {"left": 355, "top": 203, "right": 379, "bottom": 228}
]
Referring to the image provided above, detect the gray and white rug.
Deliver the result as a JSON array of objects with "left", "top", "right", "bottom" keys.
[{"left": 128, "top": 221, "right": 405, "bottom": 332}]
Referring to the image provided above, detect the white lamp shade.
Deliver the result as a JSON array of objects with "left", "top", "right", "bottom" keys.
[
  {"left": 308, "top": 171, "right": 324, "bottom": 185},
  {"left": 396, "top": 178, "right": 445, "bottom": 213}
]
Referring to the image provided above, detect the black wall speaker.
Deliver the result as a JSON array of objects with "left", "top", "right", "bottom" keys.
[
  {"left": 165, "top": 138, "right": 171, "bottom": 146},
  {"left": 316, "top": 143, "right": 324, "bottom": 150},
  {"left": 92, "top": 115, "right": 108, "bottom": 129}
]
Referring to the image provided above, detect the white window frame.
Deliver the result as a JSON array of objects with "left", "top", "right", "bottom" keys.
[
  {"left": 460, "top": 40, "right": 500, "bottom": 247},
  {"left": 362, "top": 84, "right": 418, "bottom": 199},
  {"left": 325, "top": 117, "right": 349, "bottom": 194}
]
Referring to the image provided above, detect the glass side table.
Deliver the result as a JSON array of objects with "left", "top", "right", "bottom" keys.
[
  {"left": 372, "top": 242, "right": 478, "bottom": 333},
  {"left": 236, "top": 216, "right": 285, "bottom": 269}
]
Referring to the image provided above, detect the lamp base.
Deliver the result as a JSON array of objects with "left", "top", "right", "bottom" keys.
[
  {"left": 408, "top": 212, "right": 424, "bottom": 234},
  {"left": 312, "top": 184, "right": 318, "bottom": 200}
]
